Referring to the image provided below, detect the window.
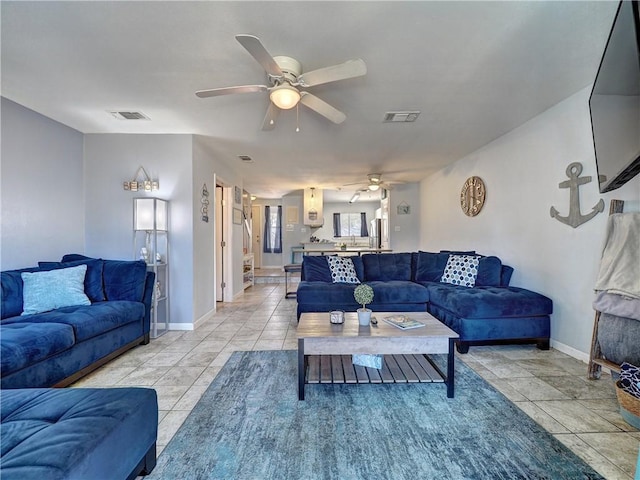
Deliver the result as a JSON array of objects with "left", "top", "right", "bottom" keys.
[
  {"left": 333, "top": 212, "right": 368, "bottom": 237},
  {"left": 263, "top": 205, "right": 282, "bottom": 253}
]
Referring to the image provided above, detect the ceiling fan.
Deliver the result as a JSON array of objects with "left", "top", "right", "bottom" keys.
[
  {"left": 195, "top": 34, "right": 367, "bottom": 130},
  {"left": 345, "top": 173, "right": 399, "bottom": 192}
]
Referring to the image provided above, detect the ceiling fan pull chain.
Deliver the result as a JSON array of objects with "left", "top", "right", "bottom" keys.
[{"left": 296, "top": 104, "right": 300, "bottom": 133}]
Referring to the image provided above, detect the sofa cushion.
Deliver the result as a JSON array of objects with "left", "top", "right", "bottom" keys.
[
  {"left": 425, "top": 283, "right": 553, "bottom": 319},
  {"left": 9, "top": 301, "right": 145, "bottom": 342},
  {"left": 500, "top": 265, "right": 514, "bottom": 287},
  {"left": 327, "top": 256, "right": 360, "bottom": 284},
  {"left": 297, "top": 281, "right": 359, "bottom": 305},
  {"left": 0, "top": 387, "right": 158, "bottom": 480},
  {"left": 1, "top": 268, "right": 40, "bottom": 320},
  {"left": 302, "top": 255, "right": 364, "bottom": 282},
  {"left": 441, "top": 254, "right": 480, "bottom": 287},
  {"left": 414, "top": 252, "right": 450, "bottom": 282},
  {"left": 0, "top": 323, "right": 75, "bottom": 375},
  {"left": 21, "top": 266, "right": 91, "bottom": 316},
  {"left": 39, "top": 258, "right": 105, "bottom": 302},
  {"left": 475, "top": 256, "right": 503, "bottom": 287},
  {"left": 302, "top": 256, "right": 332, "bottom": 282},
  {"left": 368, "top": 281, "right": 429, "bottom": 304},
  {"left": 363, "top": 253, "right": 412, "bottom": 281},
  {"left": 102, "top": 260, "right": 147, "bottom": 302},
  {"left": 63, "top": 254, "right": 152, "bottom": 302}
]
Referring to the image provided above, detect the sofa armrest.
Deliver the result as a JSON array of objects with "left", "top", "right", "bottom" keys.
[{"left": 141, "top": 271, "right": 155, "bottom": 340}]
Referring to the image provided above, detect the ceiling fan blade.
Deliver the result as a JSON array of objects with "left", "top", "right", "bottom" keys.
[
  {"left": 299, "top": 92, "right": 346, "bottom": 124},
  {"left": 261, "top": 102, "right": 280, "bottom": 131},
  {"left": 196, "top": 85, "right": 268, "bottom": 98},
  {"left": 343, "top": 181, "right": 366, "bottom": 187},
  {"left": 235, "top": 34, "right": 283, "bottom": 78},
  {"left": 297, "top": 59, "right": 367, "bottom": 87}
]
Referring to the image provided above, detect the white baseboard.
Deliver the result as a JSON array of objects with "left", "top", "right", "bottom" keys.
[
  {"left": 167, "top": 322, "right": 194, "bottom": 331},
  {"left": 165, "top": 307, "right": 217, "bottom": 332},
  {"left": 193, "top": 308, "right": 216, "bottom": 329},
  {"left": 550, "top": 339, "right": 589, "bottom": 363}
]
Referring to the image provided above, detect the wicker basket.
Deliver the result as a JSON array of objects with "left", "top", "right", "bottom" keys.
[{"left": 616, "top": 380, "right": 640, "bottom": 429}]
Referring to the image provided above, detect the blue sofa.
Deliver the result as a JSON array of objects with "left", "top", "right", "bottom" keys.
[
  {"left": 0, "top": 387, "right": 158, "bottom": 479},
  {"left": 1, "top": 255, "right": 154, "bottom": 388},
  {"left": 296, "top": 251, "right": 553, "bottom": 353}
]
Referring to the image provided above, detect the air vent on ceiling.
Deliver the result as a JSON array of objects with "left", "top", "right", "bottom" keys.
[
  {"left": 383, "top": 111, "right": 420, "bottom": 123},
  {"left": 109, "top": 111, "right": 150, "bottom": 120},
  {"left": 238, "top": 155, "right": 253, "bottom": 163}
]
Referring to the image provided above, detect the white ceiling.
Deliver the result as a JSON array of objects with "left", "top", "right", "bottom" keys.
[{"left": 1, "top": 1, "right": 618, "bottom": 201}]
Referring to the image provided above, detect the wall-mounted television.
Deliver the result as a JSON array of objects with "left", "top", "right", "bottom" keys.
[{"left": 589, "top": 0, "right": 640, "bottom": 193}]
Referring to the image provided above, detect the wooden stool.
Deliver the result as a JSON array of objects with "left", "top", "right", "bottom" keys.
[{"left": 284, "top": 264, "right": 301, "bottom": 299}]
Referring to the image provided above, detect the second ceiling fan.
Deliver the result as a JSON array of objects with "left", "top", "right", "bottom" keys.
[{"left": 196, "top": 34, "right": 367, "bottom": 130}]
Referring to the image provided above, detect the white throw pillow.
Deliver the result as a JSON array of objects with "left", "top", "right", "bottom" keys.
[
  {"left": 440, "top": 254, "right": 480, "bottom": 288},
  {"left": 326, "top": 256, "right": 361, "bottom": 284}
]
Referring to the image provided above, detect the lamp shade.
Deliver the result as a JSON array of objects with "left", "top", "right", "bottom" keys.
[
  {"left": 270, "top": 84, "right": 301, "bottom": 110},
  {"left": 134, "top": 198, "right": 168, "bottom": 231}
]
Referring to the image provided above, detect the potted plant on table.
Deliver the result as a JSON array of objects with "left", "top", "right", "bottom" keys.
[{"left": 354, "top": 284, "right": 374, "bottom": 326}]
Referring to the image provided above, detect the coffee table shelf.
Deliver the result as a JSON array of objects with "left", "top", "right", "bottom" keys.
[{"left": 305, "top": 354, "right": 446, "bottom": 385}]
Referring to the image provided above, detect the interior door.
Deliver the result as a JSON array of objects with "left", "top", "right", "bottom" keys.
[
  {"left": 215, "top": 185, "right": 224, "bottom": 301},
  {"left": 251, "top": 204, "right": 262, "bottom": 269}
]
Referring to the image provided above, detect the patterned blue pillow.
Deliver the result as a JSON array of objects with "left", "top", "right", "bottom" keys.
[
  {"left": 326, "top": 256, "right": 361, "bottom": 284},
  {"left": 440, "top": 254, "right": 480, "bottom": 288},
  {"left": 21, "top": 265, "right": 91, "bottom": 315}
]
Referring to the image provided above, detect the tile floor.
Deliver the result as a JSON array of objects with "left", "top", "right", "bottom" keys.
[{"left": 72, "top": 283, "right": 639, "bottom": 479}]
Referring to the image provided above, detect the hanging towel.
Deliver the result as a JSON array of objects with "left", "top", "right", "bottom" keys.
[{"left": 594, "top": 213, "right": 640, "bottom": 300}]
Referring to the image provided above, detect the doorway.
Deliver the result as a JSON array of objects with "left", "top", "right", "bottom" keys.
[
  {"left": 215, "top": 184, "right": 225, "bottom": 301},
  {"left": 251, "top": 204, "right": 262, "bottom": 269}
]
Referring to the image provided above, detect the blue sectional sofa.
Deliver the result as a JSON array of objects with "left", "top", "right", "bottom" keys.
[
  {"left": 296, "top": 251, "right": 553, "bottom": 353},
  {"left": 0, "top": 387, "right": 158, "bottom": 479},
  {"left": 1, "top": 255, "right": 154, "bottom": 388}
]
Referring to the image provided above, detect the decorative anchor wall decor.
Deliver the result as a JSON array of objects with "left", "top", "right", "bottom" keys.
[{"left": 550, "top": 162, "right": 604, "bottom": 228}]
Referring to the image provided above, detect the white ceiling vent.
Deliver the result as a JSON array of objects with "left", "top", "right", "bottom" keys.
[
  {"left": 383, "top": 111, "right": 420, "bottom": 123},
  {"left": 238, "top": 155, "right": 253, "bottom": 163},
  {"left": 109, "top": 111, "right": 150, "bottom": 120}
]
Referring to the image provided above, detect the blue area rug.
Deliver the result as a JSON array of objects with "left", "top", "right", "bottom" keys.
[{"left": 149, "top": 350, "right": 603, "bottom": 479}]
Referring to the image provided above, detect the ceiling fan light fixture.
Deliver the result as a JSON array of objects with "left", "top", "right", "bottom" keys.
[
  {"left": 270, "top": 84, "right": 300, "bottom": 110},
  {"left": 368, "top": 183, "right": 380, "bottom": 191},
  {"left": 368, "top": 174, "right": 381, "bottom": 183}
]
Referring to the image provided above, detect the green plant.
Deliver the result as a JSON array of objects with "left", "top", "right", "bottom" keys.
[{"left": 353, "top": 284, "right": 374, "bottom": 309}]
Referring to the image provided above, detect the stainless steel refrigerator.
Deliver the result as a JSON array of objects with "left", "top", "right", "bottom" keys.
[{"left": 369, "top": 218, "right": 382, "bottom": 249}]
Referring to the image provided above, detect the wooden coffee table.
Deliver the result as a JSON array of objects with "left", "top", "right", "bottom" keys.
[{"left": 296, "top": 312, "right": 459, "bottom": 400}]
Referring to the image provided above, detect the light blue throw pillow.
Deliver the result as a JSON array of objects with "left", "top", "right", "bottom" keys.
[{"left": 21, "top": 265, "right": 91, "bottom": 315}]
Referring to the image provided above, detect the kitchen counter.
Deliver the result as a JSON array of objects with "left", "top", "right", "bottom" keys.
[{"left": 290, "top": 246, "right": 392, "bottom": 264}]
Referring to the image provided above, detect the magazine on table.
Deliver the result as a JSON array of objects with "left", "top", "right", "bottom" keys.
[{"left": 383, "top": 315, "right": 425, "bottom": 330}]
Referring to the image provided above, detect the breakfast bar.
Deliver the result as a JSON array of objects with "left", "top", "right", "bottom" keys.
[{"left": 290, "top": 246, "right": 392, "bottom": 264}]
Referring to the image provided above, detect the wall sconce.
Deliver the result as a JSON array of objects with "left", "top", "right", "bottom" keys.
[
  {"left": 124, "top": 166, "right": 159, "bottom": 192},
  {"left": 134, "top": 197, "right": 168, "bottom": 232}
]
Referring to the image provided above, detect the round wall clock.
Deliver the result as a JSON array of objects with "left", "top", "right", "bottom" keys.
[{"left": 460, "top": 176, "right": 486, "bottom": 217}]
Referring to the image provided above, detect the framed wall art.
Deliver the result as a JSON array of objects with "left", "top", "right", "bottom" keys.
[{"left": 233, "top": 208, "right": 243, "bottom": 225}]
